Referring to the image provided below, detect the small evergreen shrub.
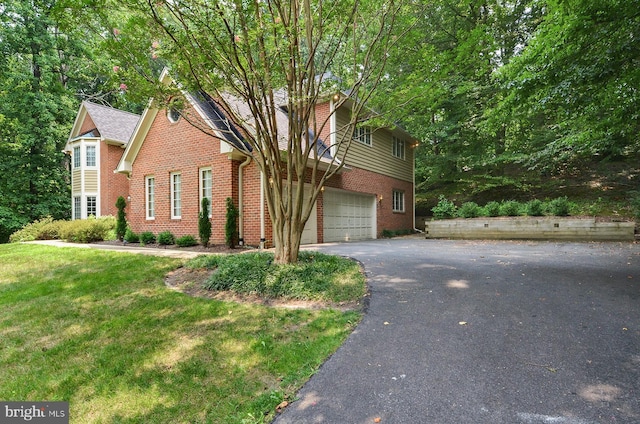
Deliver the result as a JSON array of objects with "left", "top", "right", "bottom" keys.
[
  {"left": 431, "top": 195, "right": 457, "bottom": 219},
  {"left": 225, "top": 197, "right": 239, "bottom": 248},
  {"left": 458, "top": 202, "right": 482, "bottom": 218},
  {"left": 484, "top": 201, "right": 501, "bottom": 217},
  {"left": 176, "top": 235, "right": 198, "bottom": 247},
  {"left": 524, "top": 199, "right": 545, "bottom": 216},
  {"left": 124, "top": 228, "right": 139, "bottom": 243},
  {"left": 199, "top": 197, "right": 212, "bottom": 247},
  {"left": 9, "top": 216, "right": 56, "bottom": 242},
  {"left": 499, "top": 200, "right": 522, "bottom": 216},
  {"left": 115, "top": 196, "right": 127, "bottom": 241},
  {"left": 547, "top": 196, "right": 572, "bottom": 216},
  {"left": 140, "top": 231, "right": 156, "bottom": 245},
  {"left": 157, "top": 230, "right": 175, "bottom": 246}
]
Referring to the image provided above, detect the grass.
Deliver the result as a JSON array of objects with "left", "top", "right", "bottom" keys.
[{"left": 0, "top": 244, "right": 364, "bottom": 423}]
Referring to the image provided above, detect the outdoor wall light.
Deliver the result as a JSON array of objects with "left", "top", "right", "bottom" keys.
[
  {"left": 127, "top": 195, "right": 131, "bottom": 203},
  {"left": 333, "top": 93, "right": 340, "bottom": 101}
]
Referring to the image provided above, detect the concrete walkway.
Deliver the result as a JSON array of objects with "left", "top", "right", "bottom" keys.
[
  {"left": 26, "top": 240, "right": 204, "bottom": 259},
  {"left": 275, "top": 238, "right": 640, "bottom": 424}
]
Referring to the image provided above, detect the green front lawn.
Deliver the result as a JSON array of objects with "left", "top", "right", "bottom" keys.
[{"left": 0, "top": 244, "right": 363, "bottom": 423}]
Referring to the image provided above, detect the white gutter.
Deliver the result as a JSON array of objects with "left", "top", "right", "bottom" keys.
[{"left": 237, "top": 155, "right": 252, "bottom": 245}]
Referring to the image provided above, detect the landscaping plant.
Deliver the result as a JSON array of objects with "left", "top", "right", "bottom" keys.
[
  {"left": 199, "top": 197, "right": 212, "bottom": 247},
  {"left": 115, "top": 196, "right": 127, "bottom": 241}
]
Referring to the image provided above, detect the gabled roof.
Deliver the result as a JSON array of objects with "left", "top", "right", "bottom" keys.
[{"left": 66, "top": 102, "right": 141, "bottom": 149}]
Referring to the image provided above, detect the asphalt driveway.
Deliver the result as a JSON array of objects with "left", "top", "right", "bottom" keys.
[{"left": 275, "top": 238, "right": 640, "bottom": 424}]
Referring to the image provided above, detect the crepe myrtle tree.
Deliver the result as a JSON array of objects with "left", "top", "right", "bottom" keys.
[{"left": 97, "top": 0, "right": 411, "bottom": 263}]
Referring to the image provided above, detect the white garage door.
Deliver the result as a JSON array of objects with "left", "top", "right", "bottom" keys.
[
  {"left": 323, "top": 189, "right": 376, "bottom": 242},
  {"left": 300, "top": 197, "right": 317, "bottom": 245}
]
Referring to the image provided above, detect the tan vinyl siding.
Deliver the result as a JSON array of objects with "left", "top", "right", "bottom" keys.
[
  {"left": 84, "top": 170, "right": 99, "bottom": 192},
  {"left": 334, "top": 108, "right": 413, "bottom": 182},
  {"left": 72, "top": 169, "right": 82, "bottom": 193}
]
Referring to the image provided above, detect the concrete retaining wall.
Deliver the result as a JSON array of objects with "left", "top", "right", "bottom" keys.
[{"left": 424, "top": 217, "right": 636, "bottom": 241}]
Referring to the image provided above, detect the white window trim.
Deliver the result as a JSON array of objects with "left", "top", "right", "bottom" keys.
[
  {"left": 199, "top": 167, "right": 212, "bottom": 218},
  {"left": 392, "top": 190, "right": 405, "bottom": 213},
  {"left": 86, "top": 195, "right": 97, "bottom": 217},
  {"left": 145, "top": 175, "right": 155, "bottom": 220},
  {"left": 85, "top": 144, "right": 97, "bottom": 168},
  {"left": 73, "top": 196, "right": 81, "bottom": 220},
  {"left": 73, "top": 146, "right": 81, "bottom": 169},
  {"left": 353, "top": 126, "right": 372, "bottom": 147},
  {"left": 171, "top": 172, "right": 182, "bottom": 219},
  {"left": 392, "top": 136, "right": 406, "bottom": 160}
]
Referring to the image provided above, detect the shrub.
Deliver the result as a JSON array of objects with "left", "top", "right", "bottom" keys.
[
  {"left": 458, "top": 202, "right": 482, "bottom": 218},
  {"left": 431, "top": 195, "right": 457, "bottom": 219},
  {"left": 199, "top": 197, "right": 212, "bottom": 247},
  {"left": 140, "top": 231, "right": 156, "bottom": 245},
  {"left": 9, "top": 216, "right": 55, "bottom": 243},
  {"left": 157, "top": 230, "right": 175, "bottom": 246},
  {"left": 499, "top": 200, "right": 522, "bottom": 216},
  {"left": 547, "top": 196, "right": 572, "bottom": 216},
  {"left": 115, "top": 196, "right": 127, "bottom": 241},
  {"left": 1, "top": 207, "right": 28, "bottom": 243},
  {"left": 124, "top": 228, "right": 139, "bottom": 243},
  {"left": 58, "top": 216, "right": 114, "bottom": 243},
  {"left": 225, "top": 197, "right": 239, "bottom": 248},
  {"left": 484, "top": 201, "right": 501, "bottom": 217},
  {"left": 524, "top": 199, "right": 545, "bottom": 216},
  {"left": 176, "top": 235, "right": 198, "bottom": 247}
]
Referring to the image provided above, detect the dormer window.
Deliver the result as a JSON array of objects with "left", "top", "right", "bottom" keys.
[{"left": 167, "top": 108, "right": 181, "bottom": 124}]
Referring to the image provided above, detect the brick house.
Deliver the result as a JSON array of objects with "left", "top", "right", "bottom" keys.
[{"left": 65, "top": 82, "right": 417, "bottom": 247}]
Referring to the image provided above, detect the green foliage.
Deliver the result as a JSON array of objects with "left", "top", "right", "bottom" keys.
[
  {"left": 9, "top": 216, "right": 57, "bottom": 243},
  {"left": 115, "top": 196, "right": 127, "bottom": 241},
  {"left": 484, "top": 201, "right": 501, "bottom": 217},
  {"left": 202, "top": 251, "right": 365, "bottom": 302},
  {"left": 139, "top": 231, "right": 156, "bottom": 245},
  {"left": 157, "top": 231, "right": 175, "bottom": 246},
  {"left": 630, "top": 192, "right": 640, "bottom": 221},
  {"left": 58, "top": 216, "right": 115, "bottom": 243},
  {"left": 124, "top": 228, "right": 139, "bottom": 243},
  {"left": 184, "top": 254, "right": 222, "bottom": 270},
  {"left": 499, "top": 201, "right": 522, "bottom": 217},
  {"left": 380, "top": 229, "right": 413, "bottom": 238},
  {"left": 176, "top": 235, "right": 198, "bottom": 247},
  {"left": 524, "top": 199, "right": 545, "bottom": 217},
  {"left": 431, "top": 195, "right": 457, "bottom": 219},
  {"left": 225, "top": 197, "right": 238, "bottom": 249},
  {"left": 199, "top": 197, "right": 212, "bottom": 247},
  {"left": 546, "top": 197, "right": 573, "bottom": 217},
  {"left": 458, "top": 202, "right": 482, "bottom": 218}
]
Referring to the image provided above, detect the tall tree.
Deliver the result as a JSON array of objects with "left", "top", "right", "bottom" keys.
[
  {"left": 97, "top": 0, "right": 407, "bottom": 263},
  {"left": 0, "top": 0, "right": 76, "bottom": 242},
  {"left": 496, "top": 0, "right": 640, "bottom": 172}
]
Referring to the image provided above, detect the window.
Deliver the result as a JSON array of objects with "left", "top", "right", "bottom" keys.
[
  {"left": 73, "top": 146, "right": 80, "bottom": 169},
  {"left": 73, "top": 196, "right": 81, "bottom": 219},
  {"left": 86, "top": 145, "right": 96, "bottom": 167},
  {"left": 392, "top": 137, "right": 405, "bottom": 160},
  {"left": 146, "top": 176, "right": 155, "bottom": 219},
  {"left": 353, "top": 126, "right": 372, "bottom": 146},
  {"left": 86, "top": 196, "right": 97, "bottom": 217},
  {"left": 200, "top": 168, "right": 212, "bottom": 218},
  {"left": 171, "top": 172, "right": 182, "bottom": 219},
  {"left": 392, "top": 190, "right": 405, "bottom": 212}
]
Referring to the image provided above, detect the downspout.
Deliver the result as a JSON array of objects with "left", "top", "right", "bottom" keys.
[
  {"left": 260, "top": 171, "right": 266, "bottom": 249},
  {"left": 238, "top": 155, "right": 252, "bottom": 246}
]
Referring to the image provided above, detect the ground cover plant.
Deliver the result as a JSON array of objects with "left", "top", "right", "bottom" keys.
[
  {"left": 195, "top": 251, "right": 366, "bottom": 303},
  {"left": 0, "top": 244, "right": 363, "bottom": 423}
]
